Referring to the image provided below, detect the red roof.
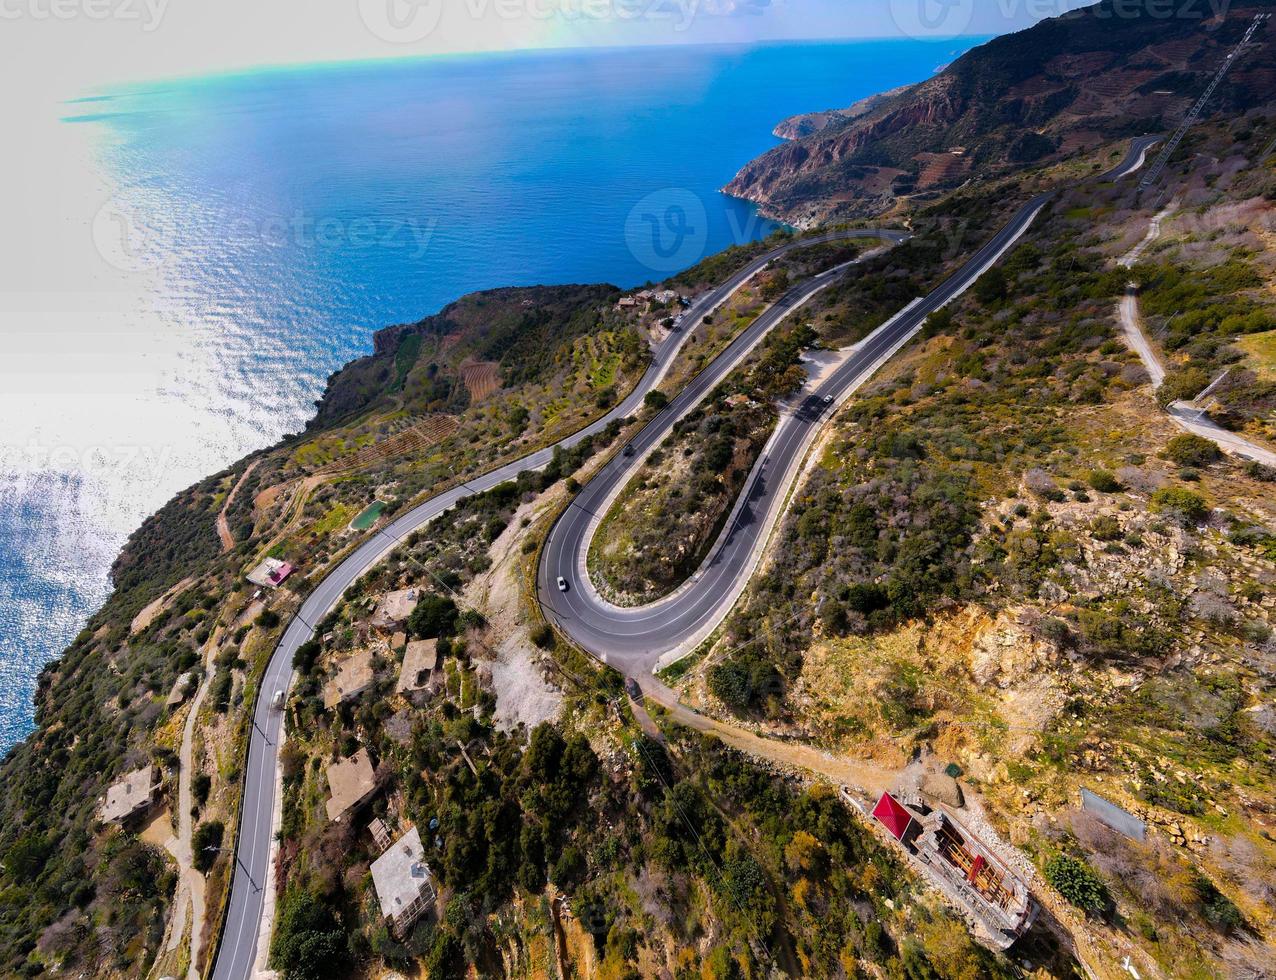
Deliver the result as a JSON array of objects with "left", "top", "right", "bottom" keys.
[{"left": 872, "top": 792, "right": 914, "bottom": 841}]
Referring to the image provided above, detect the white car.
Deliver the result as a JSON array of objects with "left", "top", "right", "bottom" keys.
[
  {"left": 557, "top": 576, "right": 569, "bottom": 592},
  {"left": 271, "top": 690, "right": 285, "bottom": 710},
  {"left": 823, "top": 394, "right": 834, "bottom": 405}
]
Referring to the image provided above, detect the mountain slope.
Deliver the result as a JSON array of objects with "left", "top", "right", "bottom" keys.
[{"left": 725, "top": 0, "right": 1276, "bottom": 225}]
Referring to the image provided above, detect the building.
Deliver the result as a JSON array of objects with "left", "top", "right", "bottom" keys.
[
  {"left": 871, "top": 793, "right": 1036, "bottom": 949},
  {"left": 99, "top": 765, "right": 157, "bottom": 823},
  {"left": 370, "top": 826, "right": 436, "bottom": 937},
  {"left": 325, "top": 749, "right": 376, "bottom": 822},
  {"left": 371, "top": 588, "right": 419, "bottom": 630},
  {"left": 323, "top": 650, "right": 375, "bottom": 710},
  {"left": 396, "top": 639, "right": 437, "bottom": 695},
  {"left": 165, "top": 671, "right": 195, "bottom": 708},
  {"left": 246, "top": 557, "right": 294, "bottom": 589}
]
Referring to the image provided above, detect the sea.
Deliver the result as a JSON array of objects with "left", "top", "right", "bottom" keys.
[{"left": 0, "top": 38, "right": 980, "bottom": 755}]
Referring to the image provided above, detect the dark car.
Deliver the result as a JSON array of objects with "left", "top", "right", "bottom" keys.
[{"left": 625, "top": 678, "right": 643, "bottom": 701}]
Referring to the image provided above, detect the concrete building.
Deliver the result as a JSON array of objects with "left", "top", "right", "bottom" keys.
[
  {"left": 371, "top": 588, "right": 419, "bottom": 630},
  {"left": 396, "top": 639, "right": 437, "bottom": 695},
  {"left": 370, "top": 826, "right": 436, "bottom": 937},
  {"left": 99, "top": 765, "right": 158, "bottom": 823},
  {"left": 165, "top": 671, "right": 195, "bottom": 708},
  {"left": 323, "top": 650, "right": 375, "bottom": 710},
  {"left": 325, "top": 749, "right": 376, "bottom": 822},
  {"left": 246, "top": 557, "right": 294, "bottom": 589}
]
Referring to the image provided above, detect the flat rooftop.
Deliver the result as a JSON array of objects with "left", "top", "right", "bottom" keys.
[
  {"left": 325, "top": 748, "right": 376, "bottom": 822},
  {"left": 370, "top": 826, "right": 434, "bottom": 922},
  {"left": 397, "top": 639, "right": 437, "bottom": 695},
  {"left": 371, "top": 588, "right": 419, "bottom": 628},
  {"left": 323, "top": 650, "right": 375, "bottom": 710},
  {"left": 99, "top": 765, "right": 156, "bottom": 823}
]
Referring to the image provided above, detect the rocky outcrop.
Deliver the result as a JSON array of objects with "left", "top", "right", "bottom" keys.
[{"left": 725, "top": 0, "right": 1276, "bottom": 225}]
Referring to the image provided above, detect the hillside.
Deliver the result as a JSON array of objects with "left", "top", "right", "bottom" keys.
[{"left": 725, "top": 0, "right": 1276, "bottom": 225}]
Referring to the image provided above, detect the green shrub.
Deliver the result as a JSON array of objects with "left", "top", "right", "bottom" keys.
[
  {"left": 192, "top": 821, "right": 224, "bottom": 873},
  {"left": 1150, "top": 487, "right": 1208, "bottom": 525},
  {"left": 1045, "top": 854, "right": 1108, "bottom": 914},
  {"left": 1087, "top": 469, "right": 1120, "bottom": 493},
  {"left": 1090, "top": 515, "right": 1122, "bottom": 541},
  {"left": 1195, "top": 873, "right": 1244, "bottom": 933},
  {"left": 1165, "top": 434, "right": 1221, "bottom": 467},
  {"left": 408, "top": 594, "right": 459, "bottom": 639}
]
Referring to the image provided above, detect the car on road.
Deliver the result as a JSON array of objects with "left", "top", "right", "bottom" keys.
[
  {"left": 271, "top": 690, "right": 285, "bottom": 710},
  {"left": 622, "top": 444, "right": 636, "bottom": 457},
  {"left": 557, "top": 576, "right": 569, "bottom": 592},
  {"left": 823, "top": 394, "right": 834, "bottom": 405}
]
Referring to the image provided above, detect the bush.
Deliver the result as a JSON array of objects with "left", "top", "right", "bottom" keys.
[
  {"left": 1150, "top": 487, "right": 1208, "bottom": 525},
  {"left": 1087, "top": 469, "right": 1121, "bottom": 493},
  {"left": 1045, "top": 853, "right": 1108, "bottom": 914},
  {"left": 643, "top": 390, "right": 669, "bottom": 411},
  {"left": 1089, "top": 515, "right": 1122, "bottom": 541},
  {"left": 408, "top": 594, "right": 459, "bottom": 639},
  {"left": 271, "top": 887, "right": 349, "bottom": 979},
  {"left": 530, "top": 623, "right": 555, "bottom": 650},
  {"left": 1195, "top": 873, "right": 1244, "bottom": 933},
  {"left": 192, "top": 821, "right": 224, "bottom": 873},
  {"left": 1165, "top": 434, "right": 1221, "bottom": 468},
  {"left": 257, "top": 609, "right": 281, "bottom": 629}
]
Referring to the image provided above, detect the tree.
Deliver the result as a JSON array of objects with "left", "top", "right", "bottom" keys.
[
  {"left": 644, "top": 389, "right": 669, "bottom": 411},
  {"left": 271, "top": 887, "right": 349, "bottom": 980},
  {"left": 974, "top": 267, "right": 1007, "bottom": 305},
  {"left": 1045, "top": 854, "right": 1108, "bottom": 914},
  {"left": 409, "top": 594, "right": 459, "bottom": 639}
]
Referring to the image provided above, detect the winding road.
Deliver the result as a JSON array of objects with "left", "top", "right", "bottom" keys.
[
  {"left": 208, "top": 227, "right": 901, "bottom": 980},
  {"left": 210, "top": 136, "right": 1159, "bottom": 980},
  {"left": 539, "top": 136, "right": 1162, "bottom": 673}
]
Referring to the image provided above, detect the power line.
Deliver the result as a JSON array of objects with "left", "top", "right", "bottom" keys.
[{"left": 1139, "top": 13, "right": 1270, "bottom": 193}]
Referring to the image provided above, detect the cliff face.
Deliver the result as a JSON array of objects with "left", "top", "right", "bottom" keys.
[{"left": 725, "top": 0, "right": 1276, "bottom": 225}]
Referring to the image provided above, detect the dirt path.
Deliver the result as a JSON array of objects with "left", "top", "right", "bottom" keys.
[
  {"left": 216, "top": 461, "right": 259, "bottom": 553},
  {"left": 1118, "top": 206, "right": 1276, "bottom": 468},
  {"left": 163, "top": 628, "right": 221, "bottom": 979},
  {"left": 638, "top": 676, "right": 893, "bottom": 797}
]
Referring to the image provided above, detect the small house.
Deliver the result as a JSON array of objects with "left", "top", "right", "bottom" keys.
[{"left": 370, "top": 826, "right": 436, "bottom": 937}]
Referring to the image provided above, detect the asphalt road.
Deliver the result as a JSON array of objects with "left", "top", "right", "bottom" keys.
[
  {"left": 537, "top": 135, "right": 1163, "bottom": 674},
  {"left": 209, "top": 227, "right": 901, "bottom": 980},
  {"left": 212, "top": 134, "right": 1158, "bottom": 979}
]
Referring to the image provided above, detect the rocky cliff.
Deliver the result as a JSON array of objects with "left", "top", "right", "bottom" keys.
[{"left": 725, "top": 0, "right": 1276, "bottom": 226}]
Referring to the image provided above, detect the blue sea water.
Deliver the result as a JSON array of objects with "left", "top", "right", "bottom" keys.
[{"left": 0, "top": 38, "right": 980, "bottom": 755}]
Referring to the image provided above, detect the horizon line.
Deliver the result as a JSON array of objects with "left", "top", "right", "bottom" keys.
[{"left": 81, "top": 31, "right": 996, "bottom": 98}]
